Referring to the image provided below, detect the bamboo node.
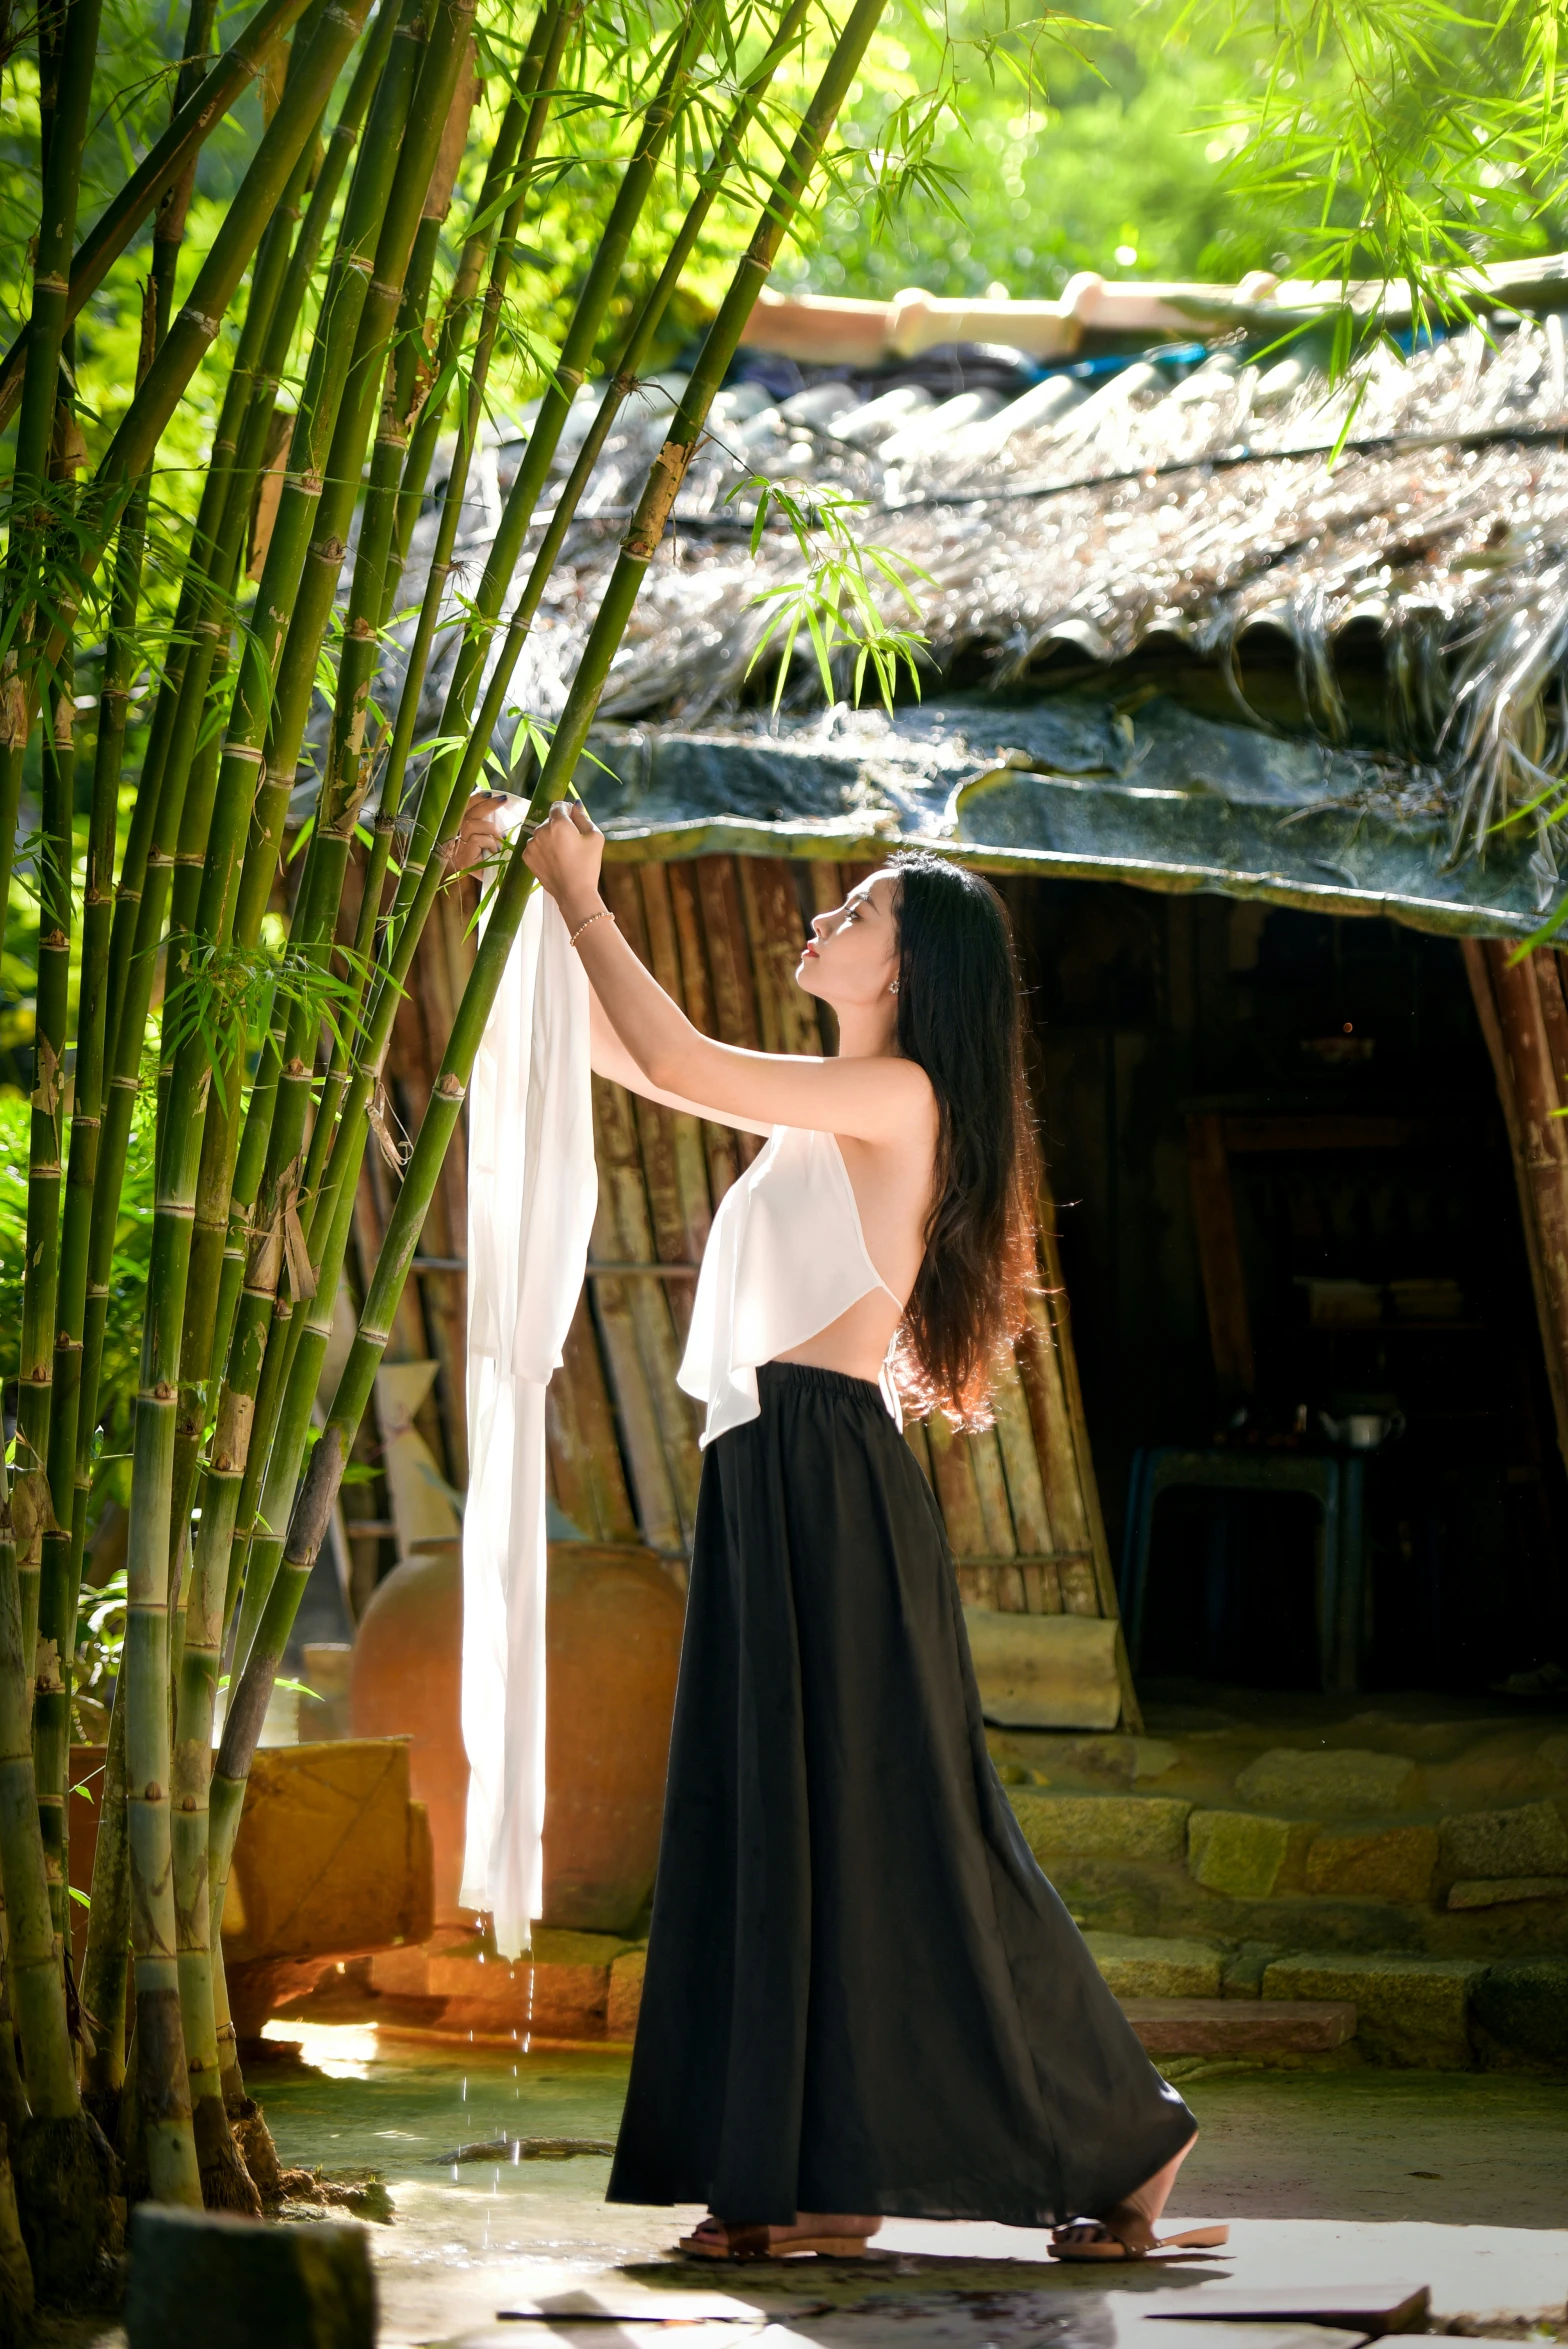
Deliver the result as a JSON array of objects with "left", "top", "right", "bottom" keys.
[
  {"left": 143, "top": 1784, "right": 163, "bottom": 1803},
  {"left": 179, "top": 306, "right": 222, "bottom": 341},
  {"left": 33, "top": 1638, "right": 62, "bottom": 1695},
  {"left": 437, "top": 1072, "right": 467, "bottom": 1101}
]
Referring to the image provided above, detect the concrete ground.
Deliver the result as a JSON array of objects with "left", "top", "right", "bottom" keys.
[{"left": 231, "top": 2025, "right": 1568, "bottom": 2349}]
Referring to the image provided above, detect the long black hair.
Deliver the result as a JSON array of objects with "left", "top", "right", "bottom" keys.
[{"left": 889, "top": 853, "right": 1038, "bottom": 1427}]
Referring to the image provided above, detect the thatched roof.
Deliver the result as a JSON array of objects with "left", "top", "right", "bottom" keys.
[{"left": 377, "top": 305, "right": 1568, "bottom": 933}]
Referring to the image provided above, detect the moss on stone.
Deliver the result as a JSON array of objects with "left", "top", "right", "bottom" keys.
[
  {"left": 1008, "top": 1792, "right": 1191, "bottom": 1864},
  {"left": 1235, "top": 1749, "right": 1416, "bottom": 1816},
  {"left": 1263, "top": 1952, "right": 1483, "bottom": 2067},
  {"left": 1439, "top": 1801, "right": 1568, "bottom": 1882},
  {"left": 1084, "top": 1932, "right": 1224, "bottom": 1998},
  {"left": 1189, "top": 1810, "right": 1295, "bottom": 1898}
]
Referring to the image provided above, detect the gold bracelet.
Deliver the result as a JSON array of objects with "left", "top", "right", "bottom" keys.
[{"left": 568, "top": 906, "right": 615, "bottom": 950}]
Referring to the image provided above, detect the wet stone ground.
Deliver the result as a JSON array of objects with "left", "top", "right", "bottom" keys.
[{"left": 63, "top": 2027, "right": 1568, "bottom": 2347}]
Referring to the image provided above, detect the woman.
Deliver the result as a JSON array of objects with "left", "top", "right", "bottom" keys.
[{"left": 462, "top": 794, "right": 1220, "bottom": 2265}]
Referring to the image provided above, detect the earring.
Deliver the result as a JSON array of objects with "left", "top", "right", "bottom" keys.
[{"left": 889, "top": 979, "right": 900, "bottom": 995}]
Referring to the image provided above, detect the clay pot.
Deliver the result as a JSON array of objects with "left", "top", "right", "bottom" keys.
[
  {"left": 350, "top": 1546, "right": 468, "bottom": 1922},
  {"left": 541, "top": 1545, "right": 684, "bottom": 1933},
  {"left": 348, "top": 1541, "right": 684, "bottom": 1935}
]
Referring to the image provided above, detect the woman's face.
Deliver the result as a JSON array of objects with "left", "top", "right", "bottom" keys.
[{"left": 795, "top": 870, "right": 901, "bottom": 1010}]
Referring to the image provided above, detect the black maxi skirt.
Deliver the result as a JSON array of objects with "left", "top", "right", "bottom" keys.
[{"left": 607, "top": 1362, "right": 1196, "bottom": 2227}]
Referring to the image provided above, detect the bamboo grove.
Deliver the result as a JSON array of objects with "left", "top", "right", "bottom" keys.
[{"left": 0, "top": 0, "right": 889, "bottom": 2305}]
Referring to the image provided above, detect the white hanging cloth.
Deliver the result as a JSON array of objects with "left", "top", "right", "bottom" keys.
[{"left": 461, "top": 864, "right": 595, "bottom": 1959}]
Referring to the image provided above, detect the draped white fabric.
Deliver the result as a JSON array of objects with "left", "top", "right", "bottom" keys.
[{"left": 461, "top": 876, "right": 595, "bottom": 1959}]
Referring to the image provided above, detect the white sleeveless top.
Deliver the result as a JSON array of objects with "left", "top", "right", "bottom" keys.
[{"left": 677, "top": 1125, "right": 904, "bottom": 1447}]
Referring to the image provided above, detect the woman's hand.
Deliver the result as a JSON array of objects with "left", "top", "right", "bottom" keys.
[
  {"left": 523, "top": 799, "right": 604, "bottom": 925},
  {"left": 448, "top": 790, "right": 514, "bottom": 875}
]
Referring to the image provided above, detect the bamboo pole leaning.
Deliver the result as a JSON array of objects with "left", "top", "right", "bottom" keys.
[
  {"left": 220, "top": 1, "right": 709, "bottom": 1681},
  {"left": 215, "top": 1, "right": 574, "bottom": 1678},
  {"left": 157, "top": 3, "right": 478, "bottom": 2205},
  {"left": 0, "top": 0, "right": 318, "bottom": 435},
  {"left": 210, "top": 0, "right": 895, "bottom": 1940}
]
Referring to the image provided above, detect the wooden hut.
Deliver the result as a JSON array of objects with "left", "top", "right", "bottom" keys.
[{"left": 337, "top": 298, "right": 1568, "bottom": 1718}]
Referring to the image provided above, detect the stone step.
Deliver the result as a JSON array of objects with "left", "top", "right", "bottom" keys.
[
  {"left": 1118, "top": 1996, "right": 1357, "bottom": 2057},
  {"left": 369, "top": 1928, "right": 645, "bottom": 2042}
]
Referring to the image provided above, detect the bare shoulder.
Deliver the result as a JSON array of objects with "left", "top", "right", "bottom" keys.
[{"left": 843, "top": 1055, "right": 939, "bottom": 1154}]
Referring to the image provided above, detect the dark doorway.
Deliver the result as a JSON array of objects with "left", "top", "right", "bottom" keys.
[{"left": 1005, "top": 881, "right": 1568, "bottom": 1698}]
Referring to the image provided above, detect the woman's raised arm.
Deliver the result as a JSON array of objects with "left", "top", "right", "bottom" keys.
[
  {"left": 587, "top": 984, "right": 772, "bottom": 1137},
  {"left": 526, "top": 803, "right": 931, "bottom": 1145}
]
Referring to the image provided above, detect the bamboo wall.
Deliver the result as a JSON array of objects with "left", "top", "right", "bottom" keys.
[{"left": 354, "top": 847, "right": 1137, "bottom": 1721}]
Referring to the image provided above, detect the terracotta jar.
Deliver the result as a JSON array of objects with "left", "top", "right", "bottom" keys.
[
  {"left": 348, "top": 1541, "right": 684, "bottom": 1935},
  {"left": 541, "top": 1544, "right": 684, "bottom": 1933},
  {"left": 350, "top": 1545, "right": 468, "bottom": 1922}
]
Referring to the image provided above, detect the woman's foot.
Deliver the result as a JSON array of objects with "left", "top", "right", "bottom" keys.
[
  {"left": 1050, "top": 2202, "right": 1157, "bottom": 2260},
  {"left": 1049, "top": 2133, "right": 1226, "bottom": 2263},
  {"left": 1049, "top": 2206, "right": 1229, "bottom": 2264},
  {"left": 679, "top": 2213, "right": 881, "bottom": 2260}
]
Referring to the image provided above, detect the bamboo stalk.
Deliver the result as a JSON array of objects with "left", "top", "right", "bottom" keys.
[
  {"left": 62, "top": 0, "right": 378, "bottom": 616},
  {"left": 196, "top": 0, "right": 479, "bottom": 1661},
  {"left": 0, "top": 1455, "right": 110, "bottom": 2287},
  {"left": 79, "top": 1694, "right": 129, "bottom": 2114},
  {"left": 207, "top": 0, "right": 893, "bottom": 1916},
  {"left": 166, "top": 0, "right": 474, "bottom": 1588},
  {"left": 62, "top": 0, "right": 377, "bottom": 1650},
  {"left": 239, "top": 0, "right": 472, "bottom": 923},
  {"left": 289, "top": 11, "right": 566, "bottom": 1251},
  {"left": 171, "top": 1395, "right": 261, "bottom": 2210},
  {"left": 342, "top": 3, "right": 570, "bottom": 987},
  {"left": 367, "top": 3, "right": 721, "bottom": 982},
  {"left": 166, "top": 0, "right": 404, "bottom": 1423},
  {"left": 214, "top": 7, "right": 699, "bottom": 1600},
  {"left": 108, "top": 0, "right": 406, "bottom": 2205},
  {"left": 40, "top": 1, "right": 218, "bottom": 1977},
  {"left": 117, "top": 5, "right": 443, "bottom": 2199},
  {"left": 2, "top": 0, "right": 100, "bottom": 1556},
  {"left": 432, "top": 0, "right": 817, "bottom": 763},
  {"left": 0, "top": 0, "right": 316, "bottom": 433},
  {"left": 70, "top": 43, "right": 344, "bottom": 2069}
]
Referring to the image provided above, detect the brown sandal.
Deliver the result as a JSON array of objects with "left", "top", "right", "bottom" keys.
[
  {"left": 1050, "top": 2219, "right": 1230, "bottom": 2264},
  {"left": 677, "top": 2222, "right": 872, "bottom": 2261}
]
